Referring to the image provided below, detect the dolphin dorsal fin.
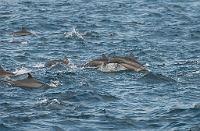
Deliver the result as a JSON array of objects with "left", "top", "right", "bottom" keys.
[
  {"left": 102, "top": 54, "right": 109, "bottom": 60},
  {"left": 22, "top": 27, "right": 27, "bottom": 32},
  {"left": 28, "top": 73, "right": 34, "bottom": 79},
  {"left": 0, "top": 66, "right": 4, "bottom": 71},
  {"left": 63, "top": 56, "right": 68, "bottom": 61},
  {"left": 129, "top": 52, "right": 136, "bottom": 60}
]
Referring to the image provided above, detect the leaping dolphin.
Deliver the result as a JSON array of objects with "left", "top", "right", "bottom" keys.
[
  {"left": 0, "top": 66, "right": 15, "bottom": 77},
  {"left": 107, "top": 53, "right": 148, "bottom": 72},
  {"left": 45, "top": 56, "right": 69, "bottom": 67},
  {"left": 84, "top": 54, "right": 109, "bottom": 68},
  {"left": 13, "top": 27, "right": 32, "bottom": 36},
  {"left": 11, "top": 73, "right": 47, "bottom": 88}
]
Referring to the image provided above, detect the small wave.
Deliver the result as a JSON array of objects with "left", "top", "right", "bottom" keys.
[
  {"left": 192, "top": 70, "right": 200, "bottom": 75},
  {"left": 64, "top": 28, "right": 84, "bottom": 40},
  {"left": 48, "top": 80, "right": 60, "bottom": 88},
  {"left": 0, "top": 123, "right": 11, "bottom": 131},
  {"left": 39, "top": 98, "right": 48, "bottom": 105},
  {"left": 140, "top": 72, "right": 176, "bottom": 83},
  {"left": 189, "top": 125, "right": 200, "bottom": 131},
  {"left": 39, "top": 98, "right": 63, "bottom": 110},
  {"left": 193, "top": 103, "right": 200, "bottom": 109},
  {"left": 98, "top": 63, "right": 127, "bottom": 72}
]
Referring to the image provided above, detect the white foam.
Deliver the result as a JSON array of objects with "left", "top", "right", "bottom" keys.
[
  {"left": 51, "top": 99, "right": 60, "bottom": 104},
  {"left": 21, "top": 41, "right": 28, "bottom": 44},
  {"left": 98, "top": 63, "right": 127, "bottom": 72},
  {"left": 40, "top": 98, "right": 48, "bottom": 104},
  {"left": 145, "top": 63, "right": 150, "bottom": 66},
  {"left": 48, "top": 80, "right": 60, "bottom": 88},
  {"left": 33, "top": 63, "right": 45, "bottom": 68},
  {"left": 13, "top": 67, "right": 32, "bottom": 75},
  {"left": 192, "top": 70, "right": 200, "bottom": 75},
  {"left": 30, "top": 30, "right": 38, "bottom": 35}
]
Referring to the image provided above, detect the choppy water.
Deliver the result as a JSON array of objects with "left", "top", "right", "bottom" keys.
[{"left": 0, "top": 0, "right": 200, "bottom": 130}]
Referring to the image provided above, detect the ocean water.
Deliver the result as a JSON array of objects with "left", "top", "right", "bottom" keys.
[{"left": 0, "top": 0, "right": 200, "bottom": 130}]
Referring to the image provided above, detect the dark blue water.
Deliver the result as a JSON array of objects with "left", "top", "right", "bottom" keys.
[{"left": 0, "top": 0, "right": 200, "bottom": 130}]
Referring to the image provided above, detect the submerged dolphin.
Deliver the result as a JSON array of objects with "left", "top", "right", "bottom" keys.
[
  {"left": 84, "top": 54, "right": 109, "bottom": 68},
  {"left": 13, "top": 27, "right": 32, "bottom": 36},
  {"left": 0, "top": 66, "right": 15, "bottom": 77},
  {"left": 11, "top": 73, "right": 47, "bottom": 88},
  {"left": 108, "top": 53, "right": 148, "bottom": 72},
  {"left": 45, "top": 56, "right": 69, "bottom": 67}
]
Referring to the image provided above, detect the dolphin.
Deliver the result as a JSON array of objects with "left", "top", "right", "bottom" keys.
[
  {"left": 107, "top": 53, "right": 148, "bottom": 72},
  {"left": 10, "top": 73, "right": 47, "bottom": 88},
  {"left": 84, "top": 54, "right": 109, "bottom": 68},
  {"left": 45, "top": 56, "right": 69, "bottom": 67},
  {"left": 13, "top": 27, "right": 32, "bottom": 36},
  {"left": 0, "top": 66, "right": 15, "bottom": 77}
]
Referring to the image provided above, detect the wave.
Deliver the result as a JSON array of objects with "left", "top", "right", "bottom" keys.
[{"left": 139, "top": 72, "right": 177, "bottom": 83}]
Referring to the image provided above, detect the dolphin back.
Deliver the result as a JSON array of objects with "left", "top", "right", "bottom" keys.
[
  {"left": 13, "top": 27, "right": 32, "bottom": 36},
  {"left": 11, "top": 73, "right": 46, "bottom": 88}
]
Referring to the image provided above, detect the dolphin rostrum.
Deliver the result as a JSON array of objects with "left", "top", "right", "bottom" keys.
[
  {"left": 11, "top": 73, "right": 47, "bottom": 88},
  {"left": 0, "top": 66, "right": 15, "bottom": 77},
  {"left": 107, "top": 53, "right": 148, "bottom": 72},
  {"left": 13, "top": 27, "right": 32, "bottom": 36},
  {"left": 45, "top": 56, "right": 69, "bottom": 67},
  {"left": 84, "top": 54, "right": 109, "bottom": 68}
]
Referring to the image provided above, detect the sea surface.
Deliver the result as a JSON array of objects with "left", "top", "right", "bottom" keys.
[{"left": 0, "top": 0, "right": 200, "bottom": 130}]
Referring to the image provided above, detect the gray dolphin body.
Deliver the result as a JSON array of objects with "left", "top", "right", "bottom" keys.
[
  {"left": 13, "top": 27, "right": 32, "bottom": 36},
  {"left": 108, "top": 53, "right": 148, "bottom": 72},
  {"left": 11, "top": 73, "right": 46, "bottom": 88},
  {"left": 45, "top": 56, "right": 69, "bottom": 67},
  {"left": 0, "top": 66, "right": 15, "bottom": 77},
  {"left": 84, "top": 54, "right": 109, "bottom": 68}
]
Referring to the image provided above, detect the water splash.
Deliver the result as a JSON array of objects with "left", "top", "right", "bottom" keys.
[
  {"left": 64, "top": 28, "right": 84, "bottom": 40},
  {"left": 33, "top": 63, "right": 45, "bottom": 68},
  {"left": 48, "top": 80, "right": 59, "bottom": 88},
  {"left": 98, "top": 63, "right": 127, "bottom": 72},
  {"left": 30, "top": 30, "right": 38, "bottom": 35},
  {"left": 13, "top": 67, "right": 32, "bottom": 75}
]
